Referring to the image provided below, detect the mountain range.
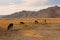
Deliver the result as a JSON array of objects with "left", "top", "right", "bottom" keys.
[{"left": 1, "top": 6, "right": 60, "bottom": 18}]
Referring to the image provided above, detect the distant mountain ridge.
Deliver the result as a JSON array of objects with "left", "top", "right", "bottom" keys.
[{"left": 1, "top": 6, "right": 60, "bottom": 18}]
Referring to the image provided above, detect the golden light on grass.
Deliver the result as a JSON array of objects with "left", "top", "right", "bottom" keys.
[
  {"left": 0, "top": 18, "right": 60, "bottom": 29},
  {"left": 20, "top": 30, "right": 44, "bottom": 38}
]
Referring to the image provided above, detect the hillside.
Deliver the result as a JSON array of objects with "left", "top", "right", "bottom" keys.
[{"left": 2, "top": 6, "right": 60, "bottom": 18}]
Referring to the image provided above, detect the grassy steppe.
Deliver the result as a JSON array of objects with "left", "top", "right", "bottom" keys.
[
  {"left": 0, "top": 18, "right": 60, "bottom": 40},
  {"left": 0, "top": 18, "right": 60, "bottom": 29}
]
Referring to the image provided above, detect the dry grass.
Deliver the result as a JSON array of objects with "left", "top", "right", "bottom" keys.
[
  {"left": 0, "top": 22, "right": 60, "bottom": 40},
  {"left": 0, "top": 18, "right": 60, "bottom": 29},
  {"left": 0, "top": 18, "right": 60, "bottom": 40}
]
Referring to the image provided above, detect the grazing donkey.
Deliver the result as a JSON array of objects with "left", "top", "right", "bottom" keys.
[
  {"left": 7, "top": 23, "right": 13, "bottom": 30},
  {"left": 20, "top": 22, "right": 25, "bottom": 24},
  {"left": 35, "top": 20, "right": 39, "bottom": 24},
  {"left": 44, "top": 19, "right": 47, "bottom": 24}
]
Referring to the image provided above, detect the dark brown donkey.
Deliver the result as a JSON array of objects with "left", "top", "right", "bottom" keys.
[{"left": 7, "top": 23, "right": 13, "bottom": 30}]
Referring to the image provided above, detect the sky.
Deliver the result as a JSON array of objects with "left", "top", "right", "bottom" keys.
[{"left": 0, "top": 0, "right": 60, "bottom": 15}]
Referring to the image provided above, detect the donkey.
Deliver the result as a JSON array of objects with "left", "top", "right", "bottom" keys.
[
  {"left": 20, "top": 22, "right": 25, "bottom": 24},
  {"left": 7, "top": 23, "right": 13, "bottom": 30},
  {"left": 35, "top": 20, "right": 39, "bottom": 24}
]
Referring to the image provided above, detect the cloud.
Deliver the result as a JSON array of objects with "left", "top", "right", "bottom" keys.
[
  {"left": 0, "top": 0, "right": 22, "bottom": 6},
  {"left": 0, "top": 0, "right": 49, "bottom": 6},
  {"left": 20, "top": 0, "right": 49, "bottom": 6},
  {"left": 46, "top": 0, "right": 60, "bottom": 5},
  {"left": 0, "top": 4, "right": 51, "bottom": 15},
  {"left": 0, "top": 0, "right": 50, "bottom": 15},
  {"left": 0, "top": 0, "right": 59, "bottom": 15},
  {"left": 23, "top": 0, "right": 48, "bottom": 4}
]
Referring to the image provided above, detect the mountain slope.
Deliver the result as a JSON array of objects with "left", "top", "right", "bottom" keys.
[{"left": 2, "top": 6, "right": 60, "bottom": 18}]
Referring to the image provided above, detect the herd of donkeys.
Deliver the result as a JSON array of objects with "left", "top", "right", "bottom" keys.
[{"left": 7, "top": 20, "right": 46, "bottom": 31}]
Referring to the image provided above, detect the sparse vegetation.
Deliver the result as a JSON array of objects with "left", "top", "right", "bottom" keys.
[
  {"left": 0, "top": 18, "right": 60, "bottom": 40},
  {"left": 0, "top": 18, "right": 60, "bottom": 29}
]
